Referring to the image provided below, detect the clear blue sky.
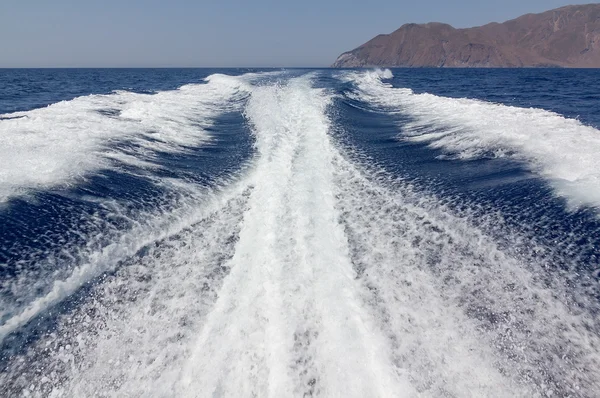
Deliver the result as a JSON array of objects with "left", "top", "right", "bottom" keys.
[{"left": 0, "top": 0, "right": 575, "bottom": 67}]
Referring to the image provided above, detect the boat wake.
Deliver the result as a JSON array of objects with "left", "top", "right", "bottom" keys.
[{"left": 1, "top": 72, "right": 599, "bottom": 397}]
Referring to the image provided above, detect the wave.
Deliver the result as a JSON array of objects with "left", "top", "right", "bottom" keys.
[
  {"left": 0, "top": 73, "right": 251, "bottom": 203},
  {"left": 345, "top": 69, "right": 600, "bottom": 211}
]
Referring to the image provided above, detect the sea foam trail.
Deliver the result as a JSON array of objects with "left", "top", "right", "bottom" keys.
[
  {"left": 177, "top": 76, "right": 416, "bottom": 397},
  {"left": 2, "top": 72, "right": 600, "bottom": 397},
  {"left": 0, "top": 73, "right": 249, "bottom": 202},
  {"left": 345, "top": 69, "right": 600, "bottom": 211}
]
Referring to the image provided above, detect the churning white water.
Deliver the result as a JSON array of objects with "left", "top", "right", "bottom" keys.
[{"left": 1, "top": 73, "right": 599, "bottom": 398}]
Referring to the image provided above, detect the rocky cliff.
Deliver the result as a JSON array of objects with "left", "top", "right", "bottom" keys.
[{"left": 332, "top": 4, "right": 600, "bottom": 68}]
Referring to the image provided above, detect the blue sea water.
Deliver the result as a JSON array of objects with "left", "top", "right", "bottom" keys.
[{"left": 1, "top": 68, "right": 600, "bottom": 397}]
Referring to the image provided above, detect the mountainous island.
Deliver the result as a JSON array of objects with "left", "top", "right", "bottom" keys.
[{"left": 332, "top": 4, "right": 600, "bottom": 68}]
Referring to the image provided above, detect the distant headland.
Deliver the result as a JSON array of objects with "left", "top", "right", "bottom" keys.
[{"left": 332, "top": 4, "right": 600, "bottom": 68}]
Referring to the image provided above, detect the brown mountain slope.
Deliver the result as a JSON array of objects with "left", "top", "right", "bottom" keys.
[{"left": 332, "top": 4, "right": 600, "bottom": 67}]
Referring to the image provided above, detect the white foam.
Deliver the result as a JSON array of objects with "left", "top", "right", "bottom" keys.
[
  {"left": 174, "top": 76, "right": 417, "bottom": 397},
  {"left": 0, "top": 73, "right": 250, "bottom": 202},
  {"left": 347, "top": 69, "right": 600, "bottom": 210}
]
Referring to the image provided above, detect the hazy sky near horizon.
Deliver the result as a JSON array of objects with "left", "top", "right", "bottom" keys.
[{"left": 0, "top": 0, "right": 574, "bottom": 67}]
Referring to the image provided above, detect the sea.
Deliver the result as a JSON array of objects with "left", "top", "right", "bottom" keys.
[{"left": 1, "top": 67, "right": 599, "bottom": 397}]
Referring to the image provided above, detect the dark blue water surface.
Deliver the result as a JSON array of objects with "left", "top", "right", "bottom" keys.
[
  {"left": 0, "top": 68, "right": 270, "bottom": 114},
  {"left": 389, "top": 68, "right": 600, "bottom": 128},
  {"left": 4, "top": 68, "right": 599, "bottom": 124}
]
